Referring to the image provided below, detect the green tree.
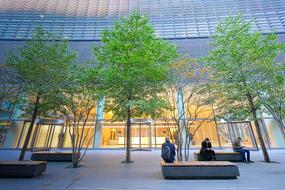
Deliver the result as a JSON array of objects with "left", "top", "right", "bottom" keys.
[
  {"left": 162, "top": 55, "right": 211, "bottom": 161},
  {"left": 258, "top": 62, "right": 285, "bottom": 141},
  {"left": 205, "top": 15, "right": 284, "bottom": 162},
  {"left": 93, "top": 13, "right": 177, "bottom": 163},
  {"left": 8, "top": 27, "right": 76, "bottom": 161},
  {"left": 55, "top": 64, "right": 100, "bottom": 168}
]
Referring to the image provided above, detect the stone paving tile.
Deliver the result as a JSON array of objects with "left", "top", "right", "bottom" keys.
[{"left": 0, "top": 149, "right": 285, "bottom": 190}]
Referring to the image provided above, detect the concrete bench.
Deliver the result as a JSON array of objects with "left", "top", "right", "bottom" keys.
[
  {"left": 194, "top": 152, "right": 243, "bottom": 162},
  {"left": 31, "top": 152, "right": 80, "bottom": 162},
  {"left": 0, "top": 161, "right": 47, "bottom": 178},
  {"left": 161, "top": 161, "right": 240, "bottom": 179}
]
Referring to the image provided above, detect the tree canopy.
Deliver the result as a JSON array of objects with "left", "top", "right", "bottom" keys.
[
  {"left": 94, "top": 13, "right": 177, "bottom": 120},
  {"left": 8, "top": 27, "right": 76, "bottom": 160},
  {"left": 93, "top": 13, "right": 177, "bottom": 162},
  {"left": 205, "top": 15, "right": 284, "bottom": 162}
]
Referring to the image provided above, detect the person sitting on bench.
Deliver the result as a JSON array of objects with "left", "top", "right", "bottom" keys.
[
  {"left": 200, "top": 138, "right": 216, "bottom": 161},
  {"left": 161, "top": 137, "right": 176, "bottom": 163},
  {"left": 233, "top": 137, "right": 254, "bottom": 163}
]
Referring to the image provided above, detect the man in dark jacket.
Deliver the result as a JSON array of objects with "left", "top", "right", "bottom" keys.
[
  {"left": 200, "top": 138, "right": 216, "bottom": 161},
  {"left": 161, "top": 137, "right": 176, "bottom": 163}
]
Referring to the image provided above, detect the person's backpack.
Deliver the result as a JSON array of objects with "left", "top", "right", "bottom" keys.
[{"left": 161, "top": 144, "right": 171, "bottom": 161}]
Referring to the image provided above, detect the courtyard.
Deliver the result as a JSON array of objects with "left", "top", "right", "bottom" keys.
[
  {"left": 1, "top": 1, "right": 285, "bottom": 190},
  {"left": 0, "top": 149, "right": 285, "bottom": 190}
]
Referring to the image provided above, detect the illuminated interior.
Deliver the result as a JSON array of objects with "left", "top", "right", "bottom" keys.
[{"left": 1, "top": 0, "right": 284, "bottom": 149}]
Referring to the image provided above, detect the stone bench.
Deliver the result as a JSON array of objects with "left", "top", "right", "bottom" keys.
[
  {"left": 31, "top": 152, "right": 80, "bottom": 162},
  {"left": 194, "top": 152, "right": 243, "bottom": 162},
  {"left": 0, "top": 161, "right": 47, "bottom": 178},
  {"left": 161, "top": 161, "right": 240, "bottom": 179}
]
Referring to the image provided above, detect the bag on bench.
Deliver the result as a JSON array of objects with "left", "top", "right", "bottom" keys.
[{"left": 162, "top": 144, "right": 171, "bottom": 162}]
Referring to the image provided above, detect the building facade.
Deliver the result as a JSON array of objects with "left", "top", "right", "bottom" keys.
[{"left": 1, "top": 0, "right": 285, "bottom": 150}]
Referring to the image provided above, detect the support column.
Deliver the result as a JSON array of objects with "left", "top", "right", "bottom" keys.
[
  {"left": 94, "top": 97, "right": 105, "bottom": 148},
  {"left": 176, "top": 88, "right": 187, "bottom": 147}
]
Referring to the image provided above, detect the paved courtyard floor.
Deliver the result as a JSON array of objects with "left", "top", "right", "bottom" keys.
[{"left": 0, "top": 149, "right": 285, "bottom": 190}]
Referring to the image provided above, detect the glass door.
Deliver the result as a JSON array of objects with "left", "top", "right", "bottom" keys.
[
  {"left": 228, "top": 121, "right": 258, "bottom": 150},
  {"left": 0, "top": 120, "right": 9, "bottom": 147},
  {"left": 217, "top": 122, "right": 232, "bottom": 148},
  {"left": 28, "top": 119, "right": 65, "bottom": 151},
  {"left": 130, "top": 119, "right": 152, "bottom": 151},
  {"left": 30, "top": 123, "right": 57, "bottom": 151},
  {"left": 217, "top": 121, "right": 258, "bottom": 150}
]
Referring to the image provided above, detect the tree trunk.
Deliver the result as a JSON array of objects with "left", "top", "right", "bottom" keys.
[
  {"left": 72, "top": 151, "right": 80, "bottom": 168},
  {"left": 124, "top": 106, "right": 132, "bottom": 163},
  {"left": 184, "top": 132, "right": 191, "bottom": 161},
  {"left": 19, "top": 95, "right": 40, "bottom": 161},
  {"left": 177, "top": 129, "right": 183, "bottom": 161},
  {"left": 246, "top": 93, "right": 270, "bottom": 162}
]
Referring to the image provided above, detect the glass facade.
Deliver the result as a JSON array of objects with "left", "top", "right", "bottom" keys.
[
  {"left": 0, "top": 117, "right": 275, "bottom": 149},
  {"left": 0, "top": 0, "right": 285, "bottom": 40},
  {"left": 1, "top": 0, "right": 285, "bottom": 149}
]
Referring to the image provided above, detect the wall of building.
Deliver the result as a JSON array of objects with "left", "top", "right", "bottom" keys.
[
  {"left": 1, "top": 33, "right": 284, "bottom": 64},
  {"left": 1, "top": 34, "right": 285, "bottom": 149}
]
